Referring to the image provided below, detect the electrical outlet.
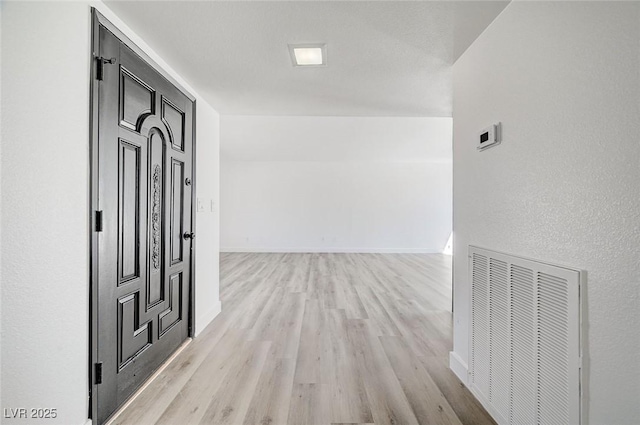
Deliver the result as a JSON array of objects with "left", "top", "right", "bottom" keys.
[{"left": 197, "top": 198, "right": 206, "bottom": 212}]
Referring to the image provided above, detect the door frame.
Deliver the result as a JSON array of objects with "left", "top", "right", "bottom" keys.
[{"left": 89, "top": 8, "right": 197, "bottom": 421}]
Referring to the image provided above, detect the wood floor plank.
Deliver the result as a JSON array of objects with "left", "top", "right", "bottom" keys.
[
  {"left": 347, "top": 319, "right": 420, "bottom": 425},
  {"left": 197, "top": 340, "right": 271, "bottom": 425},
  {"left": 154, "top": 329, "right": 246, "bottom": 425},
  {"left": 287, "top": 383, "right": 331, "bottom": 425},
  {"left": 322, "top": 309, "right": 373, "bottom": 424},
  {"left": 294, "top": 299, "right": 325, "bottom": 384},
  {"left": 354, "top": 285, "right": 402, "bottom": 337},
  {"left": 112, "top": 253, "right": 495, "bottom": 425},
  {"left": 265, "top": 292, "right": 306, "bottom": 359},
  {"left": 335, "top": 276, "right": 368, "bottom": 320},
  {"left": 243, "top": 358, "right": 296, "bottom": 425},
  {"left": 418, "top": 355, "right": 496, "bottom": 425},
  {"left": 380, "top": 336, "right": 462, "bottom": 425}
]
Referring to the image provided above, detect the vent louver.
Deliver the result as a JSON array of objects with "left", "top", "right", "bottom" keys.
[{"left": 469, "top": 246, "right": 583, "bottom": 425}]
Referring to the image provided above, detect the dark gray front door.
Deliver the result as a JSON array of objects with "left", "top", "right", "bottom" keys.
[{"left": 95, "top": 24, "right": 194, "bottom": 424}]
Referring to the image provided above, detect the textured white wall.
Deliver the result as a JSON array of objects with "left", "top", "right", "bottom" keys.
[
  {"left": 452, "top": 2, "right": 640, "bottom": 424},
  {"left": 220, "top": 116, "right": 452, "bottom": 253},
  {"left": 0, "top": 2, "right": 221, "bottom": 424},
  {"left": 221, "top": 160, "right": 452, "bottom": 253},
  {"left": 194, "top": 103, "right": 221, "bottom": 335},
  {"left": 0, "top": 3, "right": 3, "bottom": 412},
  {"left": 2, "top": 4, "right": 92, "bottom": 424}
]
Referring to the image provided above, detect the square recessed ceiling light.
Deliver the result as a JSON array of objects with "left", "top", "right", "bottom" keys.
[{"left": 288, "top": 44, "right": 326, "bottom": 67}]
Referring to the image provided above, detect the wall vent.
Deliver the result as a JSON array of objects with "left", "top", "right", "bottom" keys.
[{"left": 469, "top": 246, "right": 583, "bottom": 425}]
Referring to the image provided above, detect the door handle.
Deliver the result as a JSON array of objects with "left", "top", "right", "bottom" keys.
[{"left": 183, "top": 232, "right": 195, "bottom": 240}]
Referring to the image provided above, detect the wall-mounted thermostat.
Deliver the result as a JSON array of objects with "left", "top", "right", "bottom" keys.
[{"left": 477, "top": 122, "right": 501, "bottom": 151}]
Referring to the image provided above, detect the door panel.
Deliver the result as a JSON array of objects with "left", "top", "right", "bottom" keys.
[
  {"left": 170, "top": 158, "right": 185, "bottom": 265},
  {"left": 120, "top": 67, "right": 156, "bottom": 132},
  {"left": 159, "top": 272, "right": 183, "bottom": 335},
  {"left": 162, "top": 97, "right": 186, "bottom": 152},
  {"left": 118, "top": 139, "right": 142, "bottom": 284},
  {"left": 118, "top": 292, "right": 152, "bottom": 369},
  {"left": 95, "top": 25, "right": 194, "bottom": 425}
]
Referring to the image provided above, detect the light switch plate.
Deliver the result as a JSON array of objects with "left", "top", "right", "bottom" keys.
[
  {"left": 197, "top": 198, "right": 206, "bottom": 212},
  {"left": 210, "top": 200, "right": 215, "bottom": 213}
]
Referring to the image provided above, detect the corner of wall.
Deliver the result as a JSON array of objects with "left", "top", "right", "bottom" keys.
[
  {"left": 449, "top": 351, "right": 469, "bottom": 385},
  {"left": 195, "top": 300, "right": 222, "bottom": 337}
]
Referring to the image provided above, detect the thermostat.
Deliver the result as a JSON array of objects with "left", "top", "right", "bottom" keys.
[{"left": 477, "top": 122, "right": 501, "bottom": 151}]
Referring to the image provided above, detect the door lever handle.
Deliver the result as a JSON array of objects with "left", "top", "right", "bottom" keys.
[{"left": 183, "top": 232, "right": 195, "bottom": 240}]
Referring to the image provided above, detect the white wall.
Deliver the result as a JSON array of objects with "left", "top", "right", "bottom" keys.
[
  {"left": 220, "top": 116, "right": 452, "bottom": 253},
  {"left": 0, "top": 2, "right": 221, "bottom": 424},
  {"left": 194, "top": 105, "right": 221, "bottom": 335},
  {"left": 222, "top": 160, "right": 451, "bottom": 253},
  {"left": 452, "top": 2, "right": 640, "bottom": 424}
]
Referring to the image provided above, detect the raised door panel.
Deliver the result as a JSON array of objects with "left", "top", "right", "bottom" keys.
[
  {"left": 120, "top": 67, "right": 155, "bottom": 131},
  {"left": 117, "top": 140, "right": 141, "bottom": 284},
  {"left": 159, "top": 272, "right": 183, "bottom": 337},
  {"left": 170, "top": 159, "right": 184, "bottom": 265},
  {"left": 162, "top": 96, "right": 185, "bottom": 152},
  {"left": 118, "top": 292, "right": 152, "bottom": 370},
  {"left": 147, "top": 129, "right": 166, "bottom": 308}
]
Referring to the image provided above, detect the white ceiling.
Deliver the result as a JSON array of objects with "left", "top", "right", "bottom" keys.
[{"left": 105, "top": 1, "right": 509, "bottom": 117}]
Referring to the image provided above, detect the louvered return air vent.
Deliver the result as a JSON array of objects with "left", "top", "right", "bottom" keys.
[{"left": 469, "top": 246, "right": 583, "bottom": 425}]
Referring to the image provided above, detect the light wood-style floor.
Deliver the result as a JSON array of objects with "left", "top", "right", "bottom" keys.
[{"left": 110, "top": 253, "right": 495, "bottom": 425}]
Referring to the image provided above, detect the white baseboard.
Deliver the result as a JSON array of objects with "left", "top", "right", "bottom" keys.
[
  {"left": 195, "top": 300, "right": 221, "bottom": 337},
  {"left": 83, "top": 420, "right": 92, "bottom": 425},
  {"left": 221, "top": 247, "right": 442, "bottom": 254},
  {"left": 449, "top": 351, "right": 469, "bottom": 385}
]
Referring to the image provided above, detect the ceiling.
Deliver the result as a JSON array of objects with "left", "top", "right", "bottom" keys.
[{"left": 105, "top": 1, "right": 509, "bottom": 117}]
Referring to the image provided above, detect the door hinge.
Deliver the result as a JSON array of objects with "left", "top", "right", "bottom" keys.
[
  {"left": 95, "top": 210, "right": 103, "bottom": 232},
  {"left": 95, "top": 362, "right": 103, "bottom": 385},
  {"left": 96, "top": 56, "right": 116, "bottom": 81}
]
